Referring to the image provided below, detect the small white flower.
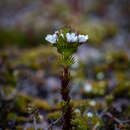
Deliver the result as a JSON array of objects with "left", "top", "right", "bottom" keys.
[
  {"left": 74, "top": 109, "right": 80, "bottom": 113},
  {"left": 66, "top": 33, "right": 78, "bottom": 42},
  {"left": 45, "top": 34, "right": 57, "bottom": 44},
  {"left": 84, "top": 83, "right": 92, "bottom": 92},
  {"left": 87, "top": 112, "right": 93, "bottom": 118},
  {"left": 89, "top": 100, "right": 96, "bottom": 106},
  {"left": 78, "top": 35, "right": 88, "bottom": 43}
]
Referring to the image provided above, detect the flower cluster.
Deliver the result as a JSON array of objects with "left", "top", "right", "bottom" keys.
[
  {"left": 45, "top": 30, "right": 88, "bottom": 44},
  {"left": 45, "top": 28, "right": 88, "bottom": 58}
]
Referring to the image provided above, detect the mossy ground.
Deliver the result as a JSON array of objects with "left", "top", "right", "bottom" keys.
[
  {"left": 0, "top": 46, "right": 130, "bottom": 129},
  {"left": 0, "top": 0, "right": 130, "bottom": 129}
]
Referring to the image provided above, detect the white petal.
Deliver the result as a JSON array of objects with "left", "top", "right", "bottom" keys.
[
  {"left": 52, "top": 34, "right": 57, "bottom": 38},
  {"left": 66, "top": 33, "right": 78, "bottom": 42},
  {"left": 78, "top": 34, "right": 88, "bottom": 42},
  {"left": 85, "top": 35, "right": 88, "bottom": 39},
  {"left": 66, "top": 33, "right": 71, "bottom": 42},
  {"left": 45, "top": 34, "right": 57, "bottom": 44},
  {"left": 45, "top": 34, "right": 52, "bottom": 42}
]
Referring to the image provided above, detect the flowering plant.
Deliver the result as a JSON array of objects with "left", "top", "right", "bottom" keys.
[
  {"left": 45, "top": 28, "right": 88, "bottom": 58},
  {"left": 45, "top": 27, "right": 88, "bottom": 130}
]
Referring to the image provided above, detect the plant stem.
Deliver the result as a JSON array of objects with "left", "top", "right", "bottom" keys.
[{"left": 60, "top": 67, "right": 73, "bottom": 130}]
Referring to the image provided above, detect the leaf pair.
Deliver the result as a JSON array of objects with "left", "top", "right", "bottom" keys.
[{"left": 58, "top": 56, "right": 75, "bottom": 67}]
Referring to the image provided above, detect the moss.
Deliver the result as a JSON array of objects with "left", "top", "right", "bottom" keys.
[
  {"left": 105, "top": 94, "right": 114, "bottom": 105},
  {"left": 114, "top": 71, "right": 130, "bottom": 98},
  {"left": 30, "top": 62, "right": 41, "bottom": 70},
  {"left": 0, "top": 93, "right": 51, "bottom": 128},
  {"left": 13, "top": 47, "right": 59, "bottom": 73},
  {"left": 85, "top": 23, "right": 106, "bottom": 45},
  {"left": 105, "top": 23, "right": 118, "bottom": 37},
  {"left": 70, "top": 100, "right": 106, "bottom": 114},
  {"left": 14, "top": 94, "right": 51, "bottom": 112},
  {"left": 82, "top": 80, "right": 108, "bottom": 97},
  {"left": 2, "top": 85, "right": 16, "bottom": 98},
  {"left": 15, "top": 96, "right": 28, "bottom": 113},
  {"left": 105, "top": 52, "right": 129, "bottom": 71},
  {"left": 74, "top": 101, "right": 89, "bottom": 115},
  {"left": 33, "top": 98, "right": 51, "bottom": 111},
  {"left": 0, "top": 28, "right": 40, "bottom": 48},
  {"left": 71, "top": 62, "right": 87, "bottom": 81},
  {"left": 26, "top": 128, "right": 35, "bottom": 130},
  {"left": 15, "top": 125, "right": 23, "bottom": 130},
  {"left": 72, "top": 113, "right": 102, "bottom": 130},
  {"left": 81, "top": 21, "right": 118, "bottom": 46},
  {"left": 115, "top": 72, "right": 127, "bottom": 80},
  {"left": 7, "top": 112, "right": 17, "bottom": 121},
  {"left": 87, "top": 116, "right": 102, "bottom": 130},
  {"left": 94, "top": 52, "right": 129, "bottom": 76},
  {"left": 94, "top": 64, "right": 109, "bottom": 76},
  {"left": 2, "top": 71, "right": 16, "bottom": 86},
  {"left": 114, "top": 80, "right": 130, "bottom": 98},
  {"left": 48, "top": 111, "right": 61, "bottom": 120},
  {"left": 72, "top": 116, "right": 88, "bottom": 130},
  {"left": 53, "top": 102, "right": 62, "bottom": 111},
  {"left": 7, "top": 112, "right": 27, "bottom": 123},
  {"left": 16, "top": 116, "right": 27, "bottom": 123}
]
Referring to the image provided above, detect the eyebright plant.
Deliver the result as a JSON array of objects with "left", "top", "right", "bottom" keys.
[{"left": 45, "top": 27, "right": 88, "bottom": 130}]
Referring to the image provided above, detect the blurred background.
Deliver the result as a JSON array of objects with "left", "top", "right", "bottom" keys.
[{"left": 0, "top": 0, "right": 130, "bottom": 129}]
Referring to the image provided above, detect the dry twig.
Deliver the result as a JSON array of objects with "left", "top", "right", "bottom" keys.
[{"left": 47, "top": 114, "right": 63, "bottom": 130}]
